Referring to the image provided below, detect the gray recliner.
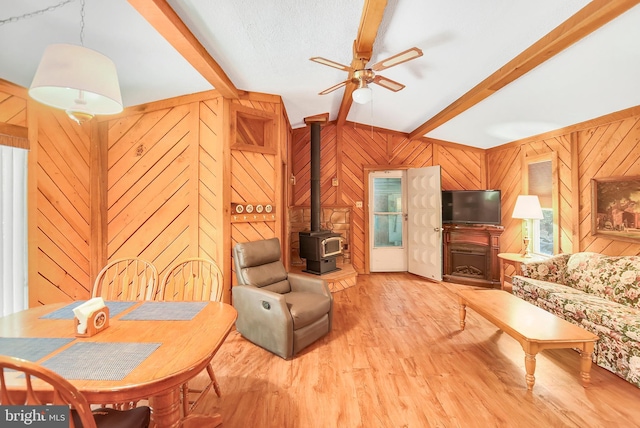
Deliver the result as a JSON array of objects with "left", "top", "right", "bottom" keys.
[{"left": 232, "top": 237, "right": 333, "bottom": 359}]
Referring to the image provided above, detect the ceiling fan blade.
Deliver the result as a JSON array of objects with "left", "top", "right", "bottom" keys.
[
  {"left": 371, "top": 47, "right": 423, "bottom": 72},
  {"left": 373, "top": 75, "right": 405, "bottom": 92},
  {"left": 310, "top": 57, "right": 353, "bottom": 72},
  {"left": 319, "top": 80, "right": 349, "bottom": 95}
]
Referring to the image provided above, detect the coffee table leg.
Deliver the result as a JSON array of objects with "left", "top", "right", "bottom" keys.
[
  {"left": 459, "top": 300, "right": 467, "bottom": 330},
  {"left": 580, "top": 343, "right": 595, "bottom": 387},
  {"left": 524, "top": 353, "right": 537, "bottom": 391}
]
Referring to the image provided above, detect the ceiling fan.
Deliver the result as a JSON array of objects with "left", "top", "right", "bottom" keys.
[{"left": 310, "top": 47, "right": 423, "bottom": 104}]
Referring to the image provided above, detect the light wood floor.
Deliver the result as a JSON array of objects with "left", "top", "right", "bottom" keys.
[{"left": 190, "top": 273, "right": 640, "bottom": 427}]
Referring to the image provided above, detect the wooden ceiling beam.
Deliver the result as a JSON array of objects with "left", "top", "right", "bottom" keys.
[
  {"left": 409, "top": 0, "right": 640, "bottom": 140},
  {"left": 127, "top": 0, "right": 240, "bottom": 99},
  {"left": 337, "top": 0, "right": 388, "bottom": 126}
]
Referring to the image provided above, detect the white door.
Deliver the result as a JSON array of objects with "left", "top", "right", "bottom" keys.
[
  {"left": 407, "top": 166, "right": 442, "bottom": 280},
  {"left": 369, "top": 170, "right": 407, "bottom": 272}
]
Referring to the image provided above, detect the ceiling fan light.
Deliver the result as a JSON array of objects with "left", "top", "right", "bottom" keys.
[
  {"left": 352, "top": 86, "right": 372, "bottom": 104},
  {"left": 29, "top": 44, "right": 123, "bottom": 121}
]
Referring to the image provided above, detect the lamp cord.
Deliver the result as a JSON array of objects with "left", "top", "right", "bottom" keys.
[
  {"left": 79, "top": 0, "right": 85, "bottom": 46},
  {"left": 0, "top": 0, "right": 75, "bottom": 26},
  {"left": 1, "top": 0, "right": 86, "bottom": 47}
]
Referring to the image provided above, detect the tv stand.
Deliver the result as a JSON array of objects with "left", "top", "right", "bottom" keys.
[{"left": 442, "top": 224, "right": 503, "bottom": 288}]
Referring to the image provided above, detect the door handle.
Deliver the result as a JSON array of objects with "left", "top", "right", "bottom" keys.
[{"left": 434, "top": 227, "right": 442, "bottom": 232}]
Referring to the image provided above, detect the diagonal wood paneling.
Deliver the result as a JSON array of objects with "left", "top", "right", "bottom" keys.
[
  {"left": 437, "top": 143, "right": 484, "bottom": 190},
  {"left": 107, "top": 103, "right": 194, "bottom": 280},
  {"left": 291, "top": 122, "right": 486, "bottom": 273},
  {"left": 199, "top": 98, "right": 224, "bottom": 266},
  {"left": 488, "top": 112, "right": 640, "bottom": 259},
  {"left": 229, "top": 98, "right": 283, "bottom": 283},
  {"left": 578, "top": 115, "right": 640, "bottom": 255},
  {"left": 33, "top": 108, "right": 91, "bottom": 305},
  {"left": 0, "top": 87, "right": 27, "bottom": 126}
]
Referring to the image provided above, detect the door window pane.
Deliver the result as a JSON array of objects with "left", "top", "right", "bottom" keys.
[
  {"left": 373, "top": 178, "right": 402, "bottom": 213},
  {"left": 373, "top": 177, "right": 403, "bottom": 247},
  {"left": 374, "top": 214, "right": 403, "bottom": 247}
]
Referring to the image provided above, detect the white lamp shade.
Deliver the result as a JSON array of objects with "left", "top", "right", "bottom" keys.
[
  {"left": 29, "top": 44, "right": 123, "bottom": 116},
  {"left": 512, "top": 195, "right": 544, "bottom": 219},
  {"left": 352, "top": 86, "right": 372, "bottom": 104}
]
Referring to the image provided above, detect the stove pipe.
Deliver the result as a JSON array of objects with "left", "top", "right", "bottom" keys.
[{"left": 310, "top": 122, "right": 321, "bottom": 232}]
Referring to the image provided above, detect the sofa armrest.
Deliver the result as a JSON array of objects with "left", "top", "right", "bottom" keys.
[
  {"left": 232, "top": 285, "right": 293, "bottom": 359},
  {"left": 520, "top": 253, "right": 571, "bottom": 284}
]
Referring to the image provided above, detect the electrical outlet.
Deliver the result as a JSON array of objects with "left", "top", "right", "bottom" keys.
[
  {"left": 355, "top": 201, "right": 363, "bottom": 208},
  {"left": 332, "top": 177, "right": 338, "bottom": 186}
]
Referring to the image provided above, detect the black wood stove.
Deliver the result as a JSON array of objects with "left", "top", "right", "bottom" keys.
[{"left": 299, "top": 119, "right": 342, "bottom": 275}]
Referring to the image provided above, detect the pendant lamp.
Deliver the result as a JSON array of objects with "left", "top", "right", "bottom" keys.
[{"left": 29, "top": 43, "right": 123, "bottom": 124}]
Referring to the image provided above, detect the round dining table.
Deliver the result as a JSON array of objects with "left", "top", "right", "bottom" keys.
[{"left": 0, "top": 300, "right": 237, "bottom": 428}]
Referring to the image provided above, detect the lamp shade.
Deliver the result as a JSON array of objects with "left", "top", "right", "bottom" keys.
[
  {"left": 29, "top": 44, "right": 123, "bottom": 123},
  {"left": 352, "top": 86, "right": 372, "bottom": 104},
  {"left": 512, "top": 195, "right": 544, "bottom": 219}
]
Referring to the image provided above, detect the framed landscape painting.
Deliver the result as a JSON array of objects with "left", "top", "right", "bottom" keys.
[{"left": 591, "top": 176, "right": 640, "bottom": 243}]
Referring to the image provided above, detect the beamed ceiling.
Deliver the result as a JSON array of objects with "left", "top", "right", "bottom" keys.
[{"left": 1, "top": 0, "right": 639, "bottom": 148}]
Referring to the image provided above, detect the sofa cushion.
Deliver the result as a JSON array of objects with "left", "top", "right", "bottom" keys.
[
  {"left": 512, "top": 276, "right": 583, "bottom": 301},
  {"left": 544, "top": 292, "right": 640, "bottom": 340},
  {"left": 565, "top": 252, "right": 640, "bottom": 309}
]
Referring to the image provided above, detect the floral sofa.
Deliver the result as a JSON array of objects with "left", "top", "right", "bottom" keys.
[{"left": 511, "top": 252, "right": 640, "bottom": 388}]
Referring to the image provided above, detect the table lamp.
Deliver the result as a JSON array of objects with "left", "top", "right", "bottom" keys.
[{"left": 512, "top": 195, "right": 544, "bottom": 257}]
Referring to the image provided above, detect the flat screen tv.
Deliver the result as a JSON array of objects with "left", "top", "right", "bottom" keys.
[{"left": 442, "top": 190, "right": 502, "bottom": 225}]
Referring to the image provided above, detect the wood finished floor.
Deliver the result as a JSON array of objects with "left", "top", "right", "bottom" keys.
[{"left": 189, "top": 273, "right": 640, "bottom": 427}]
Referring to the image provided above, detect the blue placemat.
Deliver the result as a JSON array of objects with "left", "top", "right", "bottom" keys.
[
  {"left": 0, "top": 337, "right": 75, "bottom": 362},
  {"left": 41, "top": 342, "right": 161, "bottom": 381},
  {"left": 120, "top": 301, "right": 207, "bottom": 321},
  {"left": 40, "top": 301, "right": 138, "bottom": 319}
]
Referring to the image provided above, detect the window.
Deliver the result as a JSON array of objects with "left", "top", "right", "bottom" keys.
[
  {"left": 0, "top": 145, "right": 28, "bottom": 317},
  {"left": 523, "top": 153, "right": 559, "bottom": 255}
]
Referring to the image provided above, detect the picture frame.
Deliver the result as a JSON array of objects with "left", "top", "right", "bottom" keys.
[{"left": 591, "top": 176, "right": 640, "bottom": 243}]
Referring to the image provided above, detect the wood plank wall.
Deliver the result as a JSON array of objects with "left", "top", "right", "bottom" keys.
[
  {"left": 105, "top": 101, "right": 205, "bottom": 294},
  {"left": 577, "top": 114, "right": 640, "bottom": 254},
  {"left": 32, "top": 107, "right": 93, "bottom": 305},
  {"left": 291, "top": 122, "right": 486, "bottom": 274},
  {"left": 229, "top": 97, "right": 283, "bottom": 284},
  {"left": 3, "top": 86, "right": 286, "bottom": 306},
  {"left": 0, "top": 84, "right": 27, "bottom": 126},
  {"left": 6, "top": 72, "right": 639, "bottom": 304},
  {"left": 487, "top": 108, "right": 640, "bottom": 257}
]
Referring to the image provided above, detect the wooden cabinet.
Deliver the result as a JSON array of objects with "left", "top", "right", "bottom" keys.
[{"left": 442, "top": 224, "right": 504, "bottom": 288}]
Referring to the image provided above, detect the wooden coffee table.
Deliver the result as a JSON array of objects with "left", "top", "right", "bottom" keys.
[{"left": 458, "top": 289, "right": 599, "bottom": 391}]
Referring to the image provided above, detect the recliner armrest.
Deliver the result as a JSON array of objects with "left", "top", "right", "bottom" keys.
[
  {"left": 288, "top": 273, "right": 333, "bottom": 332},
  {"left": 288, "top": 273, "right": 331, "bottom": 297}
]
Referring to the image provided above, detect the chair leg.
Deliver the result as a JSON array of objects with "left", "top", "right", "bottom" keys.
[
  {"left": 182, "top": 364, "right": 221, "bottom": 415},
  {"left": 206, "top": 364, "right": 222, "bottom": 398},
  {"left": 182, "top": 382, "right": 190, "bottom": 417}
]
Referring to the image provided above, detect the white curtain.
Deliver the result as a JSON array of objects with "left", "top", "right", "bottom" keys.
[{"left": 0, "top": 145, "right": 28, "bottom": 317}]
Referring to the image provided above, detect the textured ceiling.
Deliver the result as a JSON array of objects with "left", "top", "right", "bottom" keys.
[{"left": 1, "top": 1, "right": 639, "bottom": 148}]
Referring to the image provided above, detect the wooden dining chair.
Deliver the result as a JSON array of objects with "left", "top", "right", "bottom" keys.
[
  {"left": 93, "top": 258, "right": 159, "bottom": 301},
  {"left": 0, "top": 355, "right": 151, "bottom": 428},
  {"left": 159, "top": 257, "right": 224, "bottom": 416}
]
